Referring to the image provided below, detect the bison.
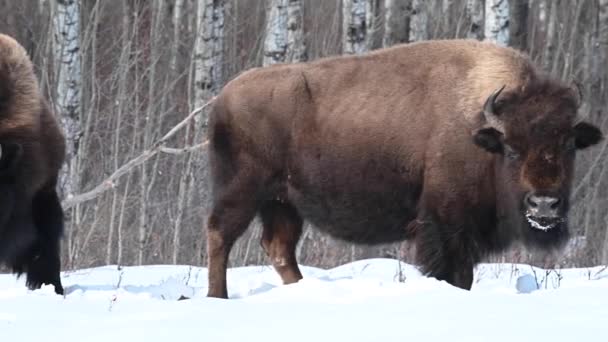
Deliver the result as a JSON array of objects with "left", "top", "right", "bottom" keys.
[
  {"left": 205, "top": 39, "right": 603, "bottom": 298},
  {"left": 0, "top": 34, "right": 66, "bottom": 294}
]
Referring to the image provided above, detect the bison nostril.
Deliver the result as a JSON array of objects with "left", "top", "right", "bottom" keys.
[
  {"left": 550, "top": 198, "right": 561, "bottom": 210},
  {"left": 526, "top": 194, "right": 561, "bottom": 213},
  {"left": 526, "top": 194, "right": 537, "bottom": 208}
]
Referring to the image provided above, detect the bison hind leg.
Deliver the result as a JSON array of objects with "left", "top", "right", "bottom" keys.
[
  {"left": 206, "top": 158, "right": 270, "bottom": 299},
  {"left": 260, "top": 200, "right": 303, "bottom": 285},
  {"left": 27, "top": 185, "right": 64, "bottom": 295}
]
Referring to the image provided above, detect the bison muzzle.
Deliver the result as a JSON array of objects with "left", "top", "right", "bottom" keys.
[{"left": 204, "top": 39, "right": 603, "bottom": 298}]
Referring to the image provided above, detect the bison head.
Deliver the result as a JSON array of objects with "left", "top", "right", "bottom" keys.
[{"left": 472, "top": 82, "right": 602, "bottom": 249}]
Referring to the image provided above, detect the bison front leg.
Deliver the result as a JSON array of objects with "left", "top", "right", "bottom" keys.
[
  {"left": 28, "top": 185, "right": 64, "bottom": 295},
  {"left": 414, "top": 219, "right": 475, "bottom": 290},
  {"left": 260, "top": 201, "right": 303, "bottom": 285}
]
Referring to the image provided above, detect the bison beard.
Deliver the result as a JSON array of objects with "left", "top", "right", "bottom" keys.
[
  {"left": 0, "top": 34, "right": 66, "bottom": 295},
  {"left": 204, "top": 39, "right": 603, "bottom": 298}
]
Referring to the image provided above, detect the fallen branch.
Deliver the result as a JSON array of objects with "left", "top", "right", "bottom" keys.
[{"left": 62, "top": 98, "right": 215, "bottom": 209}]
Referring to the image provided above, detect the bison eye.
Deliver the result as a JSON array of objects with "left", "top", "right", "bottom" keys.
[{"left": 504, "top": 145, "right": 520, "bottom": 160}]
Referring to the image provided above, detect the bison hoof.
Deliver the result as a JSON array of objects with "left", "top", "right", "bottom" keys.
[{"left": 26, "top": 278, "right": 64, "bottom": 295}]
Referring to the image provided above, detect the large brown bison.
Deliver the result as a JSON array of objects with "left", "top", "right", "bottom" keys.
[
  {"left": 0, "top": 34, "right": 66, "bottom": 294},
  {"left": 205, "top": 39, "right": 603, "bottom": 298}
]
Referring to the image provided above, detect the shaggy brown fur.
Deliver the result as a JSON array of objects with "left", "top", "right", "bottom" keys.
[
  {"left": 205, "top": 39, "right": 602, "bottom": 298},
  {"left": 0, "top": 34, "right": 66, "bottom": 295}
]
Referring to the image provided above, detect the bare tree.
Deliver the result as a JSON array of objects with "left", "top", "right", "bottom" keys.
[
  {"left": 342, "top": 0, "right": 368, "bottom": 54},
  {"left": 598, "top": 0, "right": 608, "bottom": 99},
  {"left": 263, "top": 0, "right": 306, "bottom": 65},
  {"left": 542, "top": 0, "right": 558, "bottom": 71},
  {"left": 170, "top": 0, "right": 184, "bottom": 73},
  {"left": 383, "top": 0, "right": 410, "bottom": 46},
  {"left": 466, "top": 0, "right": 484, "bottom": 40},
  {"left": 509, "top": 0, "right": 529, "bottom": 51},
  {"left": 53, "top": 0, "right": 81, "bottom": 199},
  {"left": 52, "top": 0, "right": 82, "bottom": 267},
  {"left": 485, "top": 0, "right": 510, "bottom": 45},
  {"left": 410, "top": 0, "right": 428, "bottom": 42},
  {"left": 193, "top": 0, "right": 224, "bottom": 110},
  {"left": 171, "top": 0, "right": 225, "bottom": 264},
  {"left": 599, "top": 0, "right": 608, "bottom": 264}
]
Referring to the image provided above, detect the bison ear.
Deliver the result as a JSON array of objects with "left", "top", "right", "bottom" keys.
[
  {"left": 473, "top": 127, "right": 503, "bottom": 154},
  {"left": 574, "top": 122, "right": 603, "bottom": 150}
]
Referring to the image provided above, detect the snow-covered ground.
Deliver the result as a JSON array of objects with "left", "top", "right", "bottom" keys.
[{"left": 1, "top": 258, "right": 607, "bottom": 342}]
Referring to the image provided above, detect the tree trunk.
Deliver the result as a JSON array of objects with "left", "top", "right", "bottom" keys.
[
  {"left": 509, "top": 0, "right": 529, "bottom": 51},
  {"left": 193, "top": 0, "right": 224, "bottom": 111},
  {"left": 383, "top": 0, "right": 410, "bottom": 46},
  {"left": 542, "top": 0, "right": 558, "bottom": 71},
  {"left": 53, "top": 0, "right": 81, "bottom": 199},
  {"left": 485, "top": 0, "right": 510, "bottom": 46},
  {"left": 598, "top": 0, "right": 608, "bottom": 101},
  {"left": 53, "top": 0, "right": 81, "bottom": 267},
  {"left": 599, "top": 0, "right": 608, "bottom": 264},
  {"left": 410, "top": 0, "right": 428, "bottom": 42},
  {"left": 342, "top": 0, "right": 368, "bottom": 54},
  {"left": 442, "top": 0, "right": 454, "bottom": 34},
  {"left": 263, "top": 0, "right": 306, "bottom": 66},
  {"left": 170, "top": 0, "right": 184, "bottom": 73},
  {"left": 286, "top": 0, "right": 306, "bottom": 61},
  {"left": 173, "top": 0, "right": 225, "bottom": 264},
  {"left": 466, "top": 0, "right": 484, "bottom": 40}
]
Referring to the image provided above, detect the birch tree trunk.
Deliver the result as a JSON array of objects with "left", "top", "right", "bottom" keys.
[
  {"left": 383, "top": 0, "right": 410, "bottom": 46},
  {"left": 485, "top": 0, "right": 510, "bottom": 46},
  {"left": 263, "top": 0, "right": 306, "bottom": 66},
  {"left": 172, "top": 0, "right": 225, "bottom": 264},
  {"left": 193, "top": 0, "right": 224, "bottom": 110},
  {"left": 442, "top": 0, "right": 454, "bottom": 34},
  {"left": 138, "top": 0, "right": 165, "bottom": 266},
  {"left": 598, "top": 0, "right": 608, "bottom": 101},
  {"left": 599, "top": 0, "right": 608, "bottom": 264},
  {"left": 53, "top": 0, "right": 81, "bottom": 266},
  {"left": 466, "top": 0, "right": 484, "bottom": 40},
  {"left": 170, "top": 0, "right": 184, "bottom": 73},
  {"left": 342, "top": 0, "right": 368, "bottom": 54},
  {"left": 410, "top": 0, "right": 428, "bottom": 42},
  {"left": 509, "top": 0, "right": 529, "bottom": 51},
  {"left": 542, "top": 0, "right": 558, "bottom": 72},
  {"left": 106, "top": 1, "right": 132, "bottom": 266},
  {"left": 53, "top": 0, "right": 81, "bottom": 199}
]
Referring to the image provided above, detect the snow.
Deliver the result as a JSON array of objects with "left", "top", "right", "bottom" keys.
[{"left": 1, "top": 259, "right": 607, "bottom": 341}]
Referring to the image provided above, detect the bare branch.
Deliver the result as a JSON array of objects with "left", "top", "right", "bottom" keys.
[
  {"left": 159, "top": 142, "right": 208, "bottom": 155},
  {"left": 62, "top": 98, "right": 215, "bottom": 209}
]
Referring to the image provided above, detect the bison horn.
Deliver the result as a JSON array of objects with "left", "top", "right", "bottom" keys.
[
  {"left": 573, "top": 111, "right": 587, "bottom": 126},
  {"left": 482, "top": 85, "right": 506, "bottom": 133},
  {"left": 569, "top": 79, "right": 583, "bottom": 109},
  {"left": 570, "top": 81, "right": 586, "bottom": 126}
]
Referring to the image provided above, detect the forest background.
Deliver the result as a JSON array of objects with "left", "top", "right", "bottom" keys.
[{"left": 0, "top": 0, "right": 606, "bottom": 270}]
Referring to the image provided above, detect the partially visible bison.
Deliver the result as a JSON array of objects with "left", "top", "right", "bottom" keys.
[
  {"left": 0, "top": 34, "right": 66, "bottom": 294},
  {"left": 205, "top": 39, "right": 603, "bottom": 298}
]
